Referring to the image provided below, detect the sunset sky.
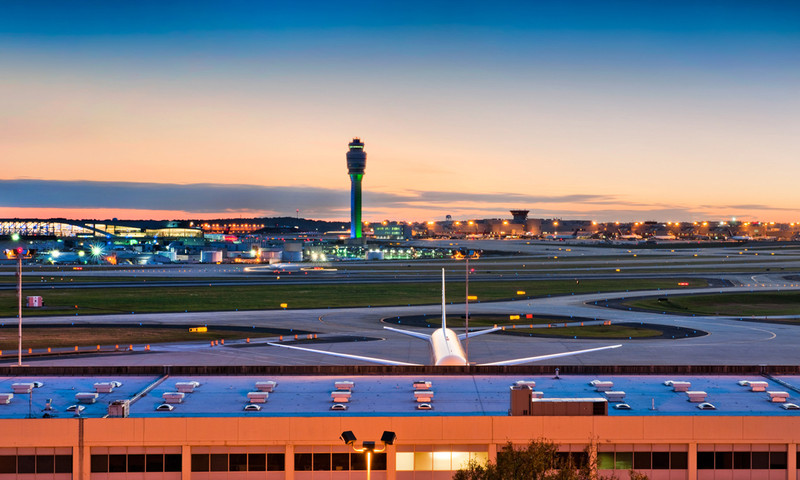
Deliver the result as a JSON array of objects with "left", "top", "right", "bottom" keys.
[{"left": 1, "top": 1, "right": 798, "bottom": 222}]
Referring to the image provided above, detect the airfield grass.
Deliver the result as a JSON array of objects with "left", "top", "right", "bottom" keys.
[
  {"left": 0, "top": 278, "right": 706, "bottom": 318},
  {"left": 506, "top": 325, "right": 661, "bottom": 338},
  {"left": 625, "top": 291, "right": 800, "bottom": 316},
  {"left": 0, "top": 326, "right": 275, "bottom": 350}
]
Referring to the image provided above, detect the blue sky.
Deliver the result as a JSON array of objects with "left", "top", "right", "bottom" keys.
[{"left": 1, "top": 1, "right": 798, "bottom": 221}]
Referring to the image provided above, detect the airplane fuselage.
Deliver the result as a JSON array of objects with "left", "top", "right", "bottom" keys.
[{"left": 430, "top": 328, "right": 468, "bottom": 366}]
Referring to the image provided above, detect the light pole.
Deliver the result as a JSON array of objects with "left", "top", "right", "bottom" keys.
[{"left": 340, "top": 430, "right": 396, "bottom": 480}]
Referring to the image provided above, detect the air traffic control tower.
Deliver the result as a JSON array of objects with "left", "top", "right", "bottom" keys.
[{"left": 346, "top": 138, "right": 367, "bottom": 239}]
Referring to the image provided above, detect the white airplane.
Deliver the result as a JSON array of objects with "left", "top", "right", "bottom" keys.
[{"left": 268, "top": 269, "right": 621, "bottom": 366}]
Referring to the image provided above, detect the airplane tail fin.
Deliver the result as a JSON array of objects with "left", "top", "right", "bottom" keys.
[{"left": 441, "top": 268, "right": 446, "bottom": 331}]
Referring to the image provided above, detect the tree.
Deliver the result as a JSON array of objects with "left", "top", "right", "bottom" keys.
[{"left": 453, "top": 439, "right": 647, "bottom": 480}]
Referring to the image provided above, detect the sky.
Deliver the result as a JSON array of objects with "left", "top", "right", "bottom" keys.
[{"left": 1, "top": 1, "right": 799, "bottom": 223}]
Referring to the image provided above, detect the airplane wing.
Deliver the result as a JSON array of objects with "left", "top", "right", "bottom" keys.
[
  {"left": 383, "top": 326, "right": 432, "bottom": 341},
  {"left": 457, "top": 327, "right": 502, "bottom": 341},
  {"left": 267, "top": 342, "right": 422, "bottom": 366},
  {"left": 478, "top": 344, "right": 622, "bottom": 366}
]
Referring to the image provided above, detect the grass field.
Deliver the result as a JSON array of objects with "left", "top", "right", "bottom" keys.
[
  {"left": 0, "top": 278, "right": 706, "bottom": 317},
  {"left": 0, "top": 325, "right": 281, "bottom": 350},
  {"left": 508, "top": 324, "right": 662, "bottom": 338},
  {"left": 625, "top": 291, "right": 800, "bottom": 316}
]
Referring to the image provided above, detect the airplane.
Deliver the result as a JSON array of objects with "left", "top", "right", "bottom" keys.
[{"left": 268, "top": 269, "right": 621, "bottom": 366}]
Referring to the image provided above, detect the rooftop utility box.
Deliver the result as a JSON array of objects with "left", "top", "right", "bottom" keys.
[
  {"left": 413, "top": 380, "right": 432, "bottom": 390},
  {"left": 75, "top": 392, "right": 99, "bottom": 404},
  {"left": 590, "top": 380, "right": 614, "bottom": 392},
  {"left": 530, "top": 398, "right": 608, "bottom": 416},
  {"left": 26, "top": 296, "right": 43, "bottom": 308},
  {"left": 769, "top": 391, "right": 790, "bottom": 403},
  {"left": 162, "top": 392, "right": 185, "bottom": 404},
  {"left": 687, "top": 391, "right": 707, "bottom": 403},
  {"left": 176, "top": 381, "right": 200, "bottom": 393},
  {"left": 510, "top": 385, "right": 533, "bottom": 416},
  {"left": 247, "top": 392, "right": 269, "bottom": 403},
  {"left": 331, "top": 391, "right": 351, "bottom": 403},
  {"left": 94, "top": 382, "right": 116, "bottom": 393},
  {"left": 108, "top": 400, "right": 130, "bottom": 418},
  {"left": 255, "top": 381, "right": 277, "bottom": 392},
  {"left": 11, "top": 383, "right": 33, "bottom": 394},
  {"left": 515, "top": 380, "right": 536, "bottom": 389},
  {"left": 605, "top": 391, "right": 626, "bottom": 402},
  {"left": 749, "top": 381, "right": 768, "bottom": 392},
  {"left": 335, "top": 381, "right": 354, "bottom": 391},
  {"left": 672, "top": 381, "right": 691, "bottom": 392},
  {"left": 414, "top": 390, "right": 434, "bottom": 402},
  {"left": 0, "top": 393, "right": 13, "bottom": 404}
]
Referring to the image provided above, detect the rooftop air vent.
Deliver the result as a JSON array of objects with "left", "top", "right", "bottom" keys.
[
  {"left": 11, "top": 383, "right": 33, "bottom": 394},
  {"left": 162, "top": 392, "right": 185, "bottom": 404},
  {"left": 247, "top": 392, "right": 269, "bottom": 403},
  {"left": 176, "top": 381, "right": 200, "bottom": 393},
  {"left": 687, "top": 391, "right": 707, "bottom": 403},
  {"left": 672, "top": 381, "right": 691, "bottom": 392},
  {"left": 335, "top": 381, "right": 354, "bottom": 391},
  {"left": 331, "top": 391, "right": 351, "bottom": 403},
  {"left": 0, "top": 393, "right": 13, "bottom": 405},
  {"left": 768, "top": 391, "right": 789, "bottom": 403},
  {"left": 413, "top": 380, "right": 432, "bottom": 390},
  {"left": 75, "top": 392, "right": 99, "bottom": 404},
  {"left": 414, "top": 390, "right": 434, "bottom": 402},
  {"left": 255, "top": 381, "right": 277, "bottom": 392}
]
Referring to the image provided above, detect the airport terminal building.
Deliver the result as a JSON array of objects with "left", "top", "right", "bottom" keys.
[{"left": 1, "top": 367, "right": 800, "bottom": 480}]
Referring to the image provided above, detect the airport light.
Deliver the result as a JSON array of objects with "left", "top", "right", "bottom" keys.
[
  {"left": 340, "top": 431, "right": 395, "bottom": 480},
  {"left": 11, "top": 233, "right": 20, "bottom": 241}
]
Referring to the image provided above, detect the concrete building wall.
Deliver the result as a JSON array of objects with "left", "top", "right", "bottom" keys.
[{"left": 2, "top": 416, "right": 800, "bottom": 480}]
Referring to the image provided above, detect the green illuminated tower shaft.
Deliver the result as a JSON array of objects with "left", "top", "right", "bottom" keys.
[{"left": 346, "top": 138, "right": 367, "bottom": 239}]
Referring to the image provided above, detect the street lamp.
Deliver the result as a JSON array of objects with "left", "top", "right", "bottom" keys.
[{"left": 340, "top": 430, "right": 396, "bottom": 480}]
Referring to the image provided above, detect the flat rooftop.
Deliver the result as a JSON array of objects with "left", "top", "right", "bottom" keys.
[{"left": 1, "top": 374, "right": 799, "bottom": 419}]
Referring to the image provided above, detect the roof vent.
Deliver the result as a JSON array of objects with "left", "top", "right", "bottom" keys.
[
  {"left": 414, "top": 390, "right": 434, "bottom": 403},
  {"left": 672, "top": 381, "right": 691, "bottom": 392},
  {"left": 255, "top": 381, "right": 277, "bottom": 392},
  {"left": 515, "top": 380, "right": 536, "bottom": 389},
  {"left": 176, "top": 381, "right": 200, "bottom": 393},
  {"left": 94, "top": 382, "right": 117, "bottom": 393},
  {"left": 11, "top": 383, "right": 33, "bottom": 394},
  {"left": 769, "top": 391, "right": 789, "bottom": 403},
  {"left": 593, "top": 381, "right": 614, "bottom": 392},
  {"left": 686, "top": 391, "right": 707, "bottom": 402},
  {"left": 605, "top": 391, "right": 626, "bottom": 402},
  {"left": 335, "top": 381, "right": 354, "bottom": 391},
  {"left": 0, "top": 393, "right": 13, "bottom": 404},
  {"left": 331, "top": 390, "right": 352, "bottom": 403},
  {"left": 162, "top": 392, "right": 185, "bottom": 404},
  {"left": 75, "top": 392, "right": 99, "bottom": 404},
  {"left": 749, "top": 381, "right": 768, "bottom": 392},
  {"left": 413, "top": 380, "right": 432, "bottom": 390},
  {"left": 247, "top": 392, "right": 269, "bottom": 403}
]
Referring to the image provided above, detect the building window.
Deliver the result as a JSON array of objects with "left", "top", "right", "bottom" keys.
[
  {"left": 92, "top": 451, "right": 181, "bottom": 473},
  {"left": 697, "top": 449, "right": 787, "bottom": 470},
  {"left": 397, "top": 449, "right": 488, "bottom": 471}
]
